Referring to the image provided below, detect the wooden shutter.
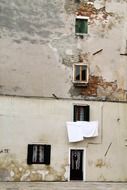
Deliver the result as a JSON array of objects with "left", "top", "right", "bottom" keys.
[
  {"left": 44, "top": 145, "right": 51, "bottom": 165},
  {"left": 83, "top": 105, "right": 89, "bottom": 121},
  {"left": 75, "top": 19, "right": 88, "bottom": 34},
  {"left": 74, "top": 105, "right": 79, "bottom": 121},
  {"left": 27, "top": 144, "right": 33, "bottom": 165},
  {"left": 75, "top": 19, "right": 80, "bottom": 33},
  {"left": 83, "top": 19, "right": 88, "bottom": 34}
]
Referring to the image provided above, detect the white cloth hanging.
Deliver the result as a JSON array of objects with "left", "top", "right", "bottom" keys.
[
  {"left": 66, "top": 121, "right": 98, "bottom": 142},
  {"left": 66, "top": 122, "right": 84, "bottom": 142},
  {"left": 76, "top": 121, "right": 98, "bottom": 137}
]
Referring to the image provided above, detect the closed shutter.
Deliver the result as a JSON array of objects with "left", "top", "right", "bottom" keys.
[
  {"left": 44, "top": 145, "right": 51, "bottom": 165},
  {"left": 75, "top": 19, "right": 88, "bottom": 34},
  {"left": 75, "top": 19, "right": 80, "bottom": 33},
  {"left": 27, "top": 144, "right": 33, "bottom": 165},
  {"left": 83, "top": 105, "right": 89, "bottom": 121},
  {"left": 82, "top": 19, "right": 88, "bottom": 34}
]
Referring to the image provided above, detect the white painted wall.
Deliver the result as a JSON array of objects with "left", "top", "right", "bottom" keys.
[{"left": 0, "top": 96, "right": 127, "bottom": 181}]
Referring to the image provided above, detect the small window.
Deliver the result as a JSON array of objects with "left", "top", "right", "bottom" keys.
[
  {"left": 27, "top": 144, "right": 51, "bottom": 165},
  {"left": 75, "top": 16, "right": 89, "bottom": 36},
  {"left": 73, "top": 64, "right": 88, "bottom": 85},
  {"left": 74, "top": 105, "right": 90, "bottom": 121}
]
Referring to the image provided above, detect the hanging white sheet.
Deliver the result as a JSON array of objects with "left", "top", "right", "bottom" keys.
[
  {"left": 66, "top": 121, "right": 98, "bottom": 142},
  {"left": 66, "top": 122, "right": 84, "bottom": 142},
  {"left": 77, "top": 121, "right": 98, "bottom": 137}
]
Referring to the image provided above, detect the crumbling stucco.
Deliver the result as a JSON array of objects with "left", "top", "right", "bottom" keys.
[
  {"left": 69, "top": 75, "right": 126, "bottom": 101},
  {"left": 0, "top": 157, "right": 67, "bottom": 182},
  {"left": 0, "top": 0, "right": 127, "bottom": 101}
]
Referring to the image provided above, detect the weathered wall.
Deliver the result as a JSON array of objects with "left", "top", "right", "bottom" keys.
[
  {"left": 0, "top": 0, "right": 127, "bottom": 101},
  {"left": 0, "top": 96, "right": 127, "bottom": 181}
]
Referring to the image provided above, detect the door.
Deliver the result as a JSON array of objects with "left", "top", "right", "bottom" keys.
[{"left": 70, "top": 149, "right": 83, "bottom": 180}]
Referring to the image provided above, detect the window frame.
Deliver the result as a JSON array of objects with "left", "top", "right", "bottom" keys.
[
  {"left": 73, "top": 63, "right": 89, "bottom": 85},
  {"left": 75, "top": 16, "right": 89, "bottom": 36},
  {"left": 27, "top": 144, "right": 51, "bottom": 165},
  {"left": 73, "top": 104, "right": 90, "bottom": 122}
]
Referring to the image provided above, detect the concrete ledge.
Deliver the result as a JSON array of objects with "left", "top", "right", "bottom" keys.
[{"left": 0, "top": 182, "right": 127, "bottom": 190}]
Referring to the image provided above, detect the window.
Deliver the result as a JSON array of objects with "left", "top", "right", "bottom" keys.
[
  {"left": 75, "top": 16, "right": 89, "bottom": 36},
  {"left": 27, "top": 144, "right": 51, "bottom": 165},
  {"left": 74, "top": 105, "right": 90, "bottom": 121},
  {"left": 73, "top": 64, "right": 88, "bottom": 85}
]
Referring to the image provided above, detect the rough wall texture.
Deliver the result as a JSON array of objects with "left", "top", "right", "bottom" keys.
[
  {"left": 0, "top": 0, "right": 127, "bottom": 101},
  {"left": 0, "top": 96, "right": 127, "bottom": 181}
]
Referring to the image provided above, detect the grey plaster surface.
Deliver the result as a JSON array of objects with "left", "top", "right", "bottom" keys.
[{"left": 0, "top": 182, "right": 127, "bottom": 190}]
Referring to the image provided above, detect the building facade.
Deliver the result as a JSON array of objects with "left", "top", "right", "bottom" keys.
[{"left": 0, "top": 0, "right": 127, "bottom": 181}]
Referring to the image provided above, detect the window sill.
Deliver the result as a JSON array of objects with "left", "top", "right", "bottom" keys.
[{"left": 73, "top": 82, "right": 88, "bottom": 87}]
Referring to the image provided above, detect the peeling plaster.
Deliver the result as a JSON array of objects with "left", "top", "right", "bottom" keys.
[
  {"left": 69, "top": 75, "right": 126, "bottom": 101},
  {"left": 0, "top": 157, "right": 67, "bottom": 182}
]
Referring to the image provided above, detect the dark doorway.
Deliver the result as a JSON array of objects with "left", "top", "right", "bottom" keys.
[{"left": 70, "top": 149, "right": 83, "bottom": 180}]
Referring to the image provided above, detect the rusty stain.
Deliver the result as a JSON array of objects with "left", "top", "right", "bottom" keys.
[
  {"left": 76, "top": 3, "right": 113, "bottom": 20},
  {"left": 95, "top": 159, "right": 111, "bottom": 168},
  {"left": 80, "top": 75, "right": 126, "bottom": 101}
]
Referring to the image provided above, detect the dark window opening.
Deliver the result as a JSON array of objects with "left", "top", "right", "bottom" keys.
[
  {"left": 75, "top": 65, "right": 80, "bottom": 80},
  {"left": 82, "top": 65, "right": 87, "bottom": 81},
  {"left": 74, "top": 105, "right": 90, "bottom": 121},
  {"left": 27, "top": 144, "right": 51, "bottom": 165}
]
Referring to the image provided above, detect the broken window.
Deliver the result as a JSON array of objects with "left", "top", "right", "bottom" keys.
[
  {"left": 73, "top": 64, "right": 88, "bottom": 85},
  {"left": 74, "top": 105, "right": 90, "bottom": 121},
  {"left": 27, "top": 144, "right": 51, "bottom": 165},
  {"left": 75, "top": 16, "right": 88, "bottom": 36}
]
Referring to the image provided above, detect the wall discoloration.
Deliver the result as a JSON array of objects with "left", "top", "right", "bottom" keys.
[
  {"left": 95, "top": 158, "right": 111, "bottom": 168},
  {"left": 0, "top": 0, "right": 126, "bottom": 100},
  {"left": 0, "top": 97, "right": 127, "bottom": 181},
  {"left": 0, "top": 0, "right": 64, "bottom": 42},
  {"left": 76, "top": 2, "right": 113, "bottom": 19},
  {"left": 69, "top": 75, "right": 126, "bottom": 101},
  {"left": 0, "top": 158, "right": 67, "bottom": 182}
]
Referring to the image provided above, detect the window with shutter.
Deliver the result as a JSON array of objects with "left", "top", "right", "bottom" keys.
[
  {"left": 74, "top": 105, "right": 90, "bottom": 121},
  {"left": 75, "top": 16, "right": 89, "bottom": 36},
  {"left": 27, "top": 144, "right": 51, "bottom": 165}
]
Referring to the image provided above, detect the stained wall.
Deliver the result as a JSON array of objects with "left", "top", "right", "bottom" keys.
[{"left": 0, "top": 96, "right": 127, "bottom": 181}]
